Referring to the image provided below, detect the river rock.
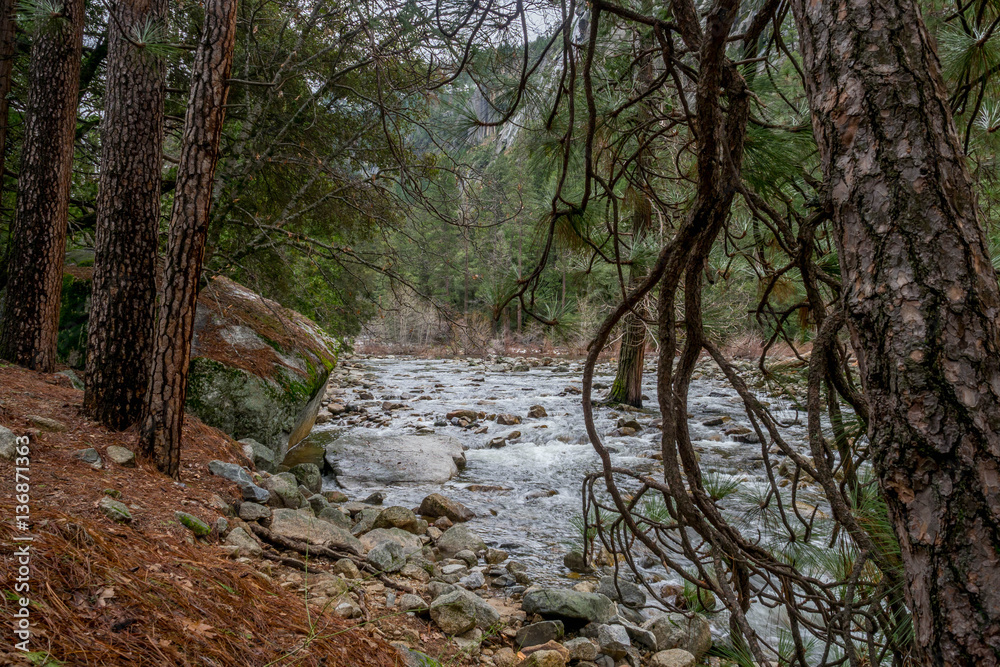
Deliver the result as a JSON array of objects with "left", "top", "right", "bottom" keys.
[
  {"left": 563, "top": 551, "right": 591, "bottom": 573},
  {"left": 239, "top": 438, "right": 276, "bottom": 472},
  {"left": 522, "top": 589, "right": 615, "bottom": 624},
  {"left": 373, "top": 506, "right": 420, "bottom": 533},
  {"left": 269, "top": 508, "right": 362, "bottom": 554},
  {"left": 318, "top": 507, "right": 352, "bottom": 529},
  {"left": 333, "top": 558, "right": 361, "bottom": 579},
  {"left": 643, "top": 613, "right": 712, "bottom": 660},
  {"left": 367, "top": 540, "right": 406, "bottom": 572},
  {"left": 73, "top": 448, "right": 103, "bottom": 469},
  {"left": 208, "top": 460, "right": 252, "bottom": 486},
  {"left": 562, "top": 637, "right": 598, "bottom": 661},
  {"left": 323, "top": 431, "right": 467, "bottom": 487},
  {"left": 239, "top": 502, "right": 272, "bottom": 522},
  {"left": 225, "top": 526, "right": 263, "bottom": 557},
  {"left": 262, "top": 473, "right": 303, "bottom": 508},
  {"left": 496, "top": 413, "right": 521, "bottom": 425},
  {"left": 597, "top": 624, "right": 630, "bottom": 659},
  {"left": 518, "top": 650, "right": 566, "bottom": 667},
  {"left": 597, "top": 576, "right": 646, "bottom": 608},
  {"left": 527, "top": 405, "right": 548, "bottom": 418},
  {"left": 447, "top": 409, "right": 478, "bottom": 421},
  {"left": 359, "top": 527, "right": 422, "bottom": 553},
  {"left": 288, "top": 463, "right": 322, "bottom": 494},
  {"left": 458, "top": 571, "right": 485, "bottom": 589},
  {"left": 436, "top": 524, "right": 487, "bottom": 557},
  {"left": 429, "top": 588, "right": 500, "bottom": 635},
  {"left": 306, "top": 493, "right": 330, "bottom": 515},
  {"left": 419, "top": 493, "right": 475, "bottom": 523},
  {"left": 516, "top": 620, "right": 564, "bottom": 648},
  {"left": 650, "top": 649, "right": 696, "bottom": 667},
  {"left": 398, "top": 593, "right": 427, "bottom": 612},
  {"left": 105, "top": 446, "right": 135, "bottom": 467},
  {"left": 493, "top": 647, "right": 518, "bottom": 667},
  {"left": 454, "top": 550, "right": 477, "bottom": 567}
]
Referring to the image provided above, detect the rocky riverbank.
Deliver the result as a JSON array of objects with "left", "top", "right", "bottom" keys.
[{"left": 205, "top": 453, "right": 716, "bottom": 667}]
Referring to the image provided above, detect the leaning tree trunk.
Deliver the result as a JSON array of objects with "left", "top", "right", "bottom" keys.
[
  {"left": 0, "top": 0, "right": 84, "bottom": 372},
  {"left": 138, "top": 0, "right": 237, "bottom": 477},
  {"left": 792, "top": 0, "right": 1000, "bottom": 662},
  {"left": 84, "top": 0, "right": 168, "bottom": 429}
]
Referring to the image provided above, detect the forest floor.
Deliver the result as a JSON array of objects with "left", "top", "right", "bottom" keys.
[{"left": 0, "top": 362, "right": 477, "bottom": 667}]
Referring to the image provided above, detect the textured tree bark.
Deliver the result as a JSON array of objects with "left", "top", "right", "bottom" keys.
[
  {"left": 0, "top": 0, "right": 84, "bottom": 372},
  {"left": 791, "top": 0, "right": 1000, "bottom": 661},
  {"left": 138, "top": 0, "right": 238, "bottom": 477},
  {"left": 84, "top": 0, "right": 168, "bottom": 429},
  {"left": 609, "top": 307, "right": 646, "bottom": 407},
  {"left": 0, "top": 0, "right": 16, "bottom": 190}
]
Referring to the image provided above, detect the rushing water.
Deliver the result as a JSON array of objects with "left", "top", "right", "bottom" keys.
[{"left": 296, "top": 356, "right": 821, "bottom": 589}]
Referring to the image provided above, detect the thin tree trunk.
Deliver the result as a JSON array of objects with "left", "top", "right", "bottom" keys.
[
  {"left": 0, "top": 0, "right": 17, "bottom": 191},
  {"left": 139, "top": 0, "right": 238, "bottom": 477},
  {"left": 84, "top": 0, "right": 168, "bottom": 429},
  {"left": 0, "top": 1, "right": 84, "bottom": 372},
  {"left": 609, "top": 308, "right": 646, "bottom": 407},
  {"left": 792, "top": 0, "right": 1000, "bottom": 661}
]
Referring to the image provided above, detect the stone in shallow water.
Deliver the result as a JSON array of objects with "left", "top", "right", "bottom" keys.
[
  {"left": 436, "top": 524, "right": 487, "bottom": 557},
  {"left": 419, "top": 493, "right": 475, "bottom": 523},
  {"left": 521, "top": 589, "right": 615, "bottom": 624},
  {"left": 322, "top": 431, "right": 466, "bottom": 487}
]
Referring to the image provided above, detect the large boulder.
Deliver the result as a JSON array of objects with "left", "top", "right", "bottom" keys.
[
  {"left": 56, "top": 272, "right": 336, "bottom": 462},
  {"left": 436, "top": 524, "right": 487, "bottom": 557},
  {"left": 419, "top": 493, "right": 475, "bottom": 523},
  {"left": 643, "top": 613, "right": 713, "bottom": 661},
  {"left": 521, "top": 589, "right": 615, "bottom": 624},
  {"left": 322, "top": 430, "right": 467, "bottom": 487},
  {"left": 268, "top": 508, "right": 362, "bottom": 554},
  {"left": 184, "top": 277, "right": 337, "bottom": 461},
  {"left": 429, "top": 589, "right": 500, "bottom": 635}
]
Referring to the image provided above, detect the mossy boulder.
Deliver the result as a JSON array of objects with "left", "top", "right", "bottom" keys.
[{"left": 57, "top": 268, "right": 336, "bottom": 463}]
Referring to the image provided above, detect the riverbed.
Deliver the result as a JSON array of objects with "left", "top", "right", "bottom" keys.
[{"left": 294, "top": 355, "right": 819, "bottom": 588}]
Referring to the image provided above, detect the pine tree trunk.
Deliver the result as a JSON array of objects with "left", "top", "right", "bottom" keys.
[
  {"left": 138, "top": 0, "right": 237, "bottom": 477},
  {"left": 792, "top": 0, "right": 1000, "bottom": 661},
  {"left": 609, "top": 306, "right": 646, "bottom": 407},
  {"left": 84, "top": 0, "right": 168, "bottom": 429},
  {"left": 0, "top": 1, "right": 84, "bottom": 372},
  {"left": 0, "top": 0, "right": 17, "bottom": 190}
]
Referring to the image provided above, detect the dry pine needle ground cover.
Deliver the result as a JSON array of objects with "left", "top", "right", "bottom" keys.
[{"left": 0, "top": 363, "right": 444, "bottom": 666}]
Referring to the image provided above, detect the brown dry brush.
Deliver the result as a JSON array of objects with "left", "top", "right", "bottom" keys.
[{"left": 0, "top": 509, "right": 402, "bottom": 666}]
